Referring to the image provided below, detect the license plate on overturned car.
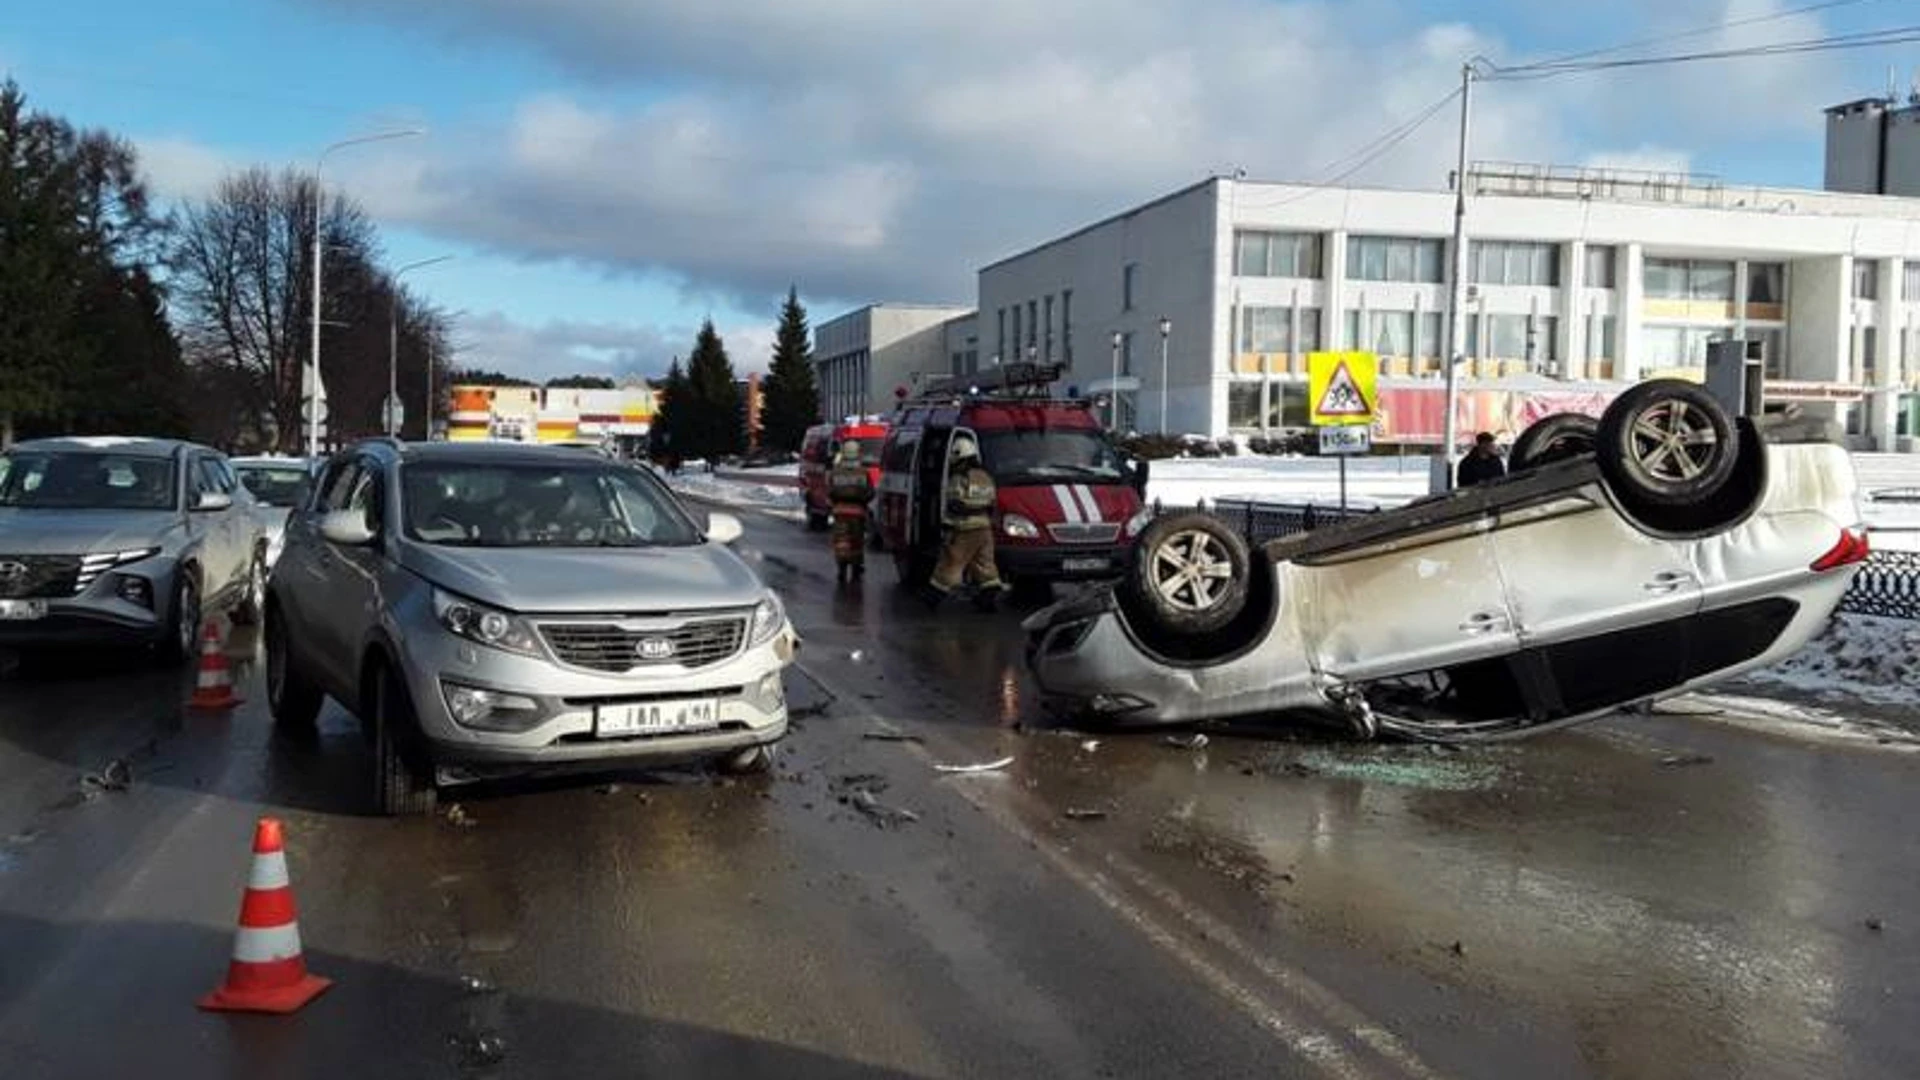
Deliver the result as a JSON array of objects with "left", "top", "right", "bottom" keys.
[
  {"left": 1061, "top": 557, "right": 1109, "bottom": 572},
  {"left": 596, "top": 698, "right": 719, "bottom": 737},
  {"left": 0, "top": 600, "right": 47, "bottom": 621}
]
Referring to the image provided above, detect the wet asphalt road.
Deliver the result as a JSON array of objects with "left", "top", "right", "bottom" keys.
[{"left": 0, "top": 505, "right": 1916, "bottom": 1079}]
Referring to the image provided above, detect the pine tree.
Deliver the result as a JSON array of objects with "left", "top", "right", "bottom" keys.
[
  {"left": 649, "top": 358, "right": 688, "bottom": 463},
  {"left": 759, "top": 286, "right": 821, "bottom": 452},
  {"left": 684, "top": 320, "right": 745, "bottom": 461}
]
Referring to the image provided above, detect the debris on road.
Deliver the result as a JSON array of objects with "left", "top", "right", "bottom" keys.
[
  {"left": 1079, "top": 739, "right": 1101, "bottom": 753},
  {"left": 933, "top": 756, "right": 1014, "bottom": 774},
  {"left": 459, "top": 974, "right": 499, "bottom": 995},
  {"left": 79, "top": 758, "right": 132, "bottom": 795},
  {"left": 596, "top": 783, "right": 621, "bottom": 796},
  {"left": 1163, "top": 733, "right": 1209, "bottom": 751},
  {"left": 444, "top": 804, "right": 476, "bottom": 828},
  {"left": 849, "top": 649, "right": 868, "bottom": 663},
  {"left": 864, "top": 730, "right": 923, "bottom": 743},
  {"left": 1063, "top": 808, "right": 1109, "bottom": 821},
  {"left": 849, "top": 788, "right": 919, "bottom": 828},
  {"left": 449, "top": 1031, "right": 509, "bottom": 1068},
  {"left": 1866, "top": 917, "right": 1885, "bottom": 932},
  {"left": 1660, "top": 753, "right": 1715, "bottom": 768}
]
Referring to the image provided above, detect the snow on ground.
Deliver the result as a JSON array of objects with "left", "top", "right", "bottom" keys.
[
  {"left": 1740, "top": 613, "right": 1920, "bottom": 709},
  {"left": 666, "top": 468, "right": 805, "bottom": 523},
  {"left": 1144, "top": 456, "right": 1434, "bottom": 510}
]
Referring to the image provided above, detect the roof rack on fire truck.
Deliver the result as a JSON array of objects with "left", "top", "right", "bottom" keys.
[{"left": 909, "top": 361, "right": 1065, "bottom": 402}]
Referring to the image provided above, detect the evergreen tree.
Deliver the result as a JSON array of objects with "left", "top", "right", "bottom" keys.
[
  {"left": 684, "top": 320, "right": 744, "bottom": 460},
  {"left": 649, "top": 358, "right": 688, "bottom": 462},
  {"left": 759, "top": 286, "right": 821, "bottom": 452}
]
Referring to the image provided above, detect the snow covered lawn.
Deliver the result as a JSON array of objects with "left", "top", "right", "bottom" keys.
[{"left": 1740, "top": 613, "right": 1920, "bottom": 708}]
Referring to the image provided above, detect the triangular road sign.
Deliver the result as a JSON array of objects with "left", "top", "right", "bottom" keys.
[{"left": 1315, "top": 360, "right": 1370, "bottom": 417}]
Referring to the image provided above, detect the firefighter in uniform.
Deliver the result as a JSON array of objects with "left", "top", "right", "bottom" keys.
[
  {"left": 925, "top": 432, "right": 1005, "bottom": 612},
  {"left": 827, "top": 439, "right": 874, "bottom": 583}
]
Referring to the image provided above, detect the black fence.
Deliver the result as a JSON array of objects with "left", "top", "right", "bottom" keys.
[{"left": 1154, "top": 498, "right": 1920, "bottom": 621}]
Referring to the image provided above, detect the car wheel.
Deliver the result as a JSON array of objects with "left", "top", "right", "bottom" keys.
[
  {"left": 371, "top": 663, "right": 437, "bottom": 816},
  {"left": 230, "top": 548, "right": 267, "bottom": 626},
  {"left": 1597, "top": 380, "right": 1739, "bottom": 506},
  {"left": 719, "top": 743, "right": 776, "bottom": 776},
  {"left": 1121, "top": 511, "right": 1250, "bottom": 636},
  {"left": 265, "top": 606, "right": 323, "bottom": 730},
  {"left": 1509, "top": 413, "right": 1599, "bottom": 472},
  {"left": 160, "top": 572, "right": 201, "bottom": 666}
]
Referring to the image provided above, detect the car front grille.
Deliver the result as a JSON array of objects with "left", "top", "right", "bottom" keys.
[
  {"left": 0, "top": 555, "right": 82, "bottom": 599},
  {"left": 538, "top": 616, "right": 748, "bottom": 673},
  {"left": 1047, "top": 523, "right": 1120, "bottom": 544}
]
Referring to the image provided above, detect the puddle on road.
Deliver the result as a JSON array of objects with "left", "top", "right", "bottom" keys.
[{"left": 1274, "top": 746, "right": 1506, "bottom": 792}]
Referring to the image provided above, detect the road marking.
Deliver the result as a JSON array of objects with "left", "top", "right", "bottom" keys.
[{"left": 798, "top": 659, "right": 1449, "bottom": 1080}]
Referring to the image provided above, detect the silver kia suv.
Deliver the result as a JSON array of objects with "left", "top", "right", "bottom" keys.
[{"left": 264, "top": 438, "right": 796, "bottom": 814}]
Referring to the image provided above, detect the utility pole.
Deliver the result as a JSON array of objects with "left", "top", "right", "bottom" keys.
[
  {"left": 1157, "top": 316, "right": 1172, "bottom": 433},
  {"left": 1109, "top": 331, "right": 1123, "bottom": 430},
  {"left": 389, "top": 255, "right": 453, "bottom": 437},
  {"left": 1439, "top": 63, "right": 1475, "bottom": 494}
]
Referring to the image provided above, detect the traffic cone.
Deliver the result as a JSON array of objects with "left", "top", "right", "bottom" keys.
[
  {"left": 199, "top": 817, "right": 331, "bottom": 1014},
  {"left": 189, "top": 622, "right": 241, "bottom": 711}
]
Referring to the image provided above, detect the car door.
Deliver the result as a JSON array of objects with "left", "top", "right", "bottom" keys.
[
  {"left": 1488, "top": 494, "right": 1704, "bottom": 713},
  {"left": 210, "top": 456, "right": 256, "bottom": 579},
  {"left": 301, "top": 457, "right": 374, "bottom": 691},
  {"left": 1296, "top": 520, "right": 1522, "bottom": 683},
  {"left": 877, "top": 429, "right": 920, "bottom": 549},
  {"left": 186, "top": 454, "right": 240, "bottom": 594}
]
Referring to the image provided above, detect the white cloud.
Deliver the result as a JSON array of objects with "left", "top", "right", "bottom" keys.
[
  {"left": 137, "top": 136, "right": 233, "bottom": 201},
  {"left": 451, "top": 311, "right": 774, "bottom": 383},
  {"left": 1582, "top": 146, "right": 1696, "bottom": 177}
]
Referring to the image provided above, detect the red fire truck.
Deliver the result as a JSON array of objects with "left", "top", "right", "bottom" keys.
[
  {"left": 799, "top": 417, "right": 890, "bottom": 530},
  {"left": 875, "top": 363, "right": 1150, "bottom": 589}
]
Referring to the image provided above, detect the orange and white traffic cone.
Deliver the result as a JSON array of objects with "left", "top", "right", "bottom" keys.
[
  {"left": 188, "top": 622, "right": 241, "bottom": 711},
  {"left": 199, "top": 817, "right": 331, "bottom": 1014}
]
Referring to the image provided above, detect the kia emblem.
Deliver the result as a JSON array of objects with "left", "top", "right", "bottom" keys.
[{"left": 636, "top": 637, "right": 675, "bottom": 661}]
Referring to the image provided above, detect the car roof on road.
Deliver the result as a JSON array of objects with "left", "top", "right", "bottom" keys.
[{"left": 7, "top": 436, "right": 193, "bottom": 458}]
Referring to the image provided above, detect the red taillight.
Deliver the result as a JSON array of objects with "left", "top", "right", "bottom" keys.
[{"left": 1811, "top": 526, "right": 1872, "bottom": 572}]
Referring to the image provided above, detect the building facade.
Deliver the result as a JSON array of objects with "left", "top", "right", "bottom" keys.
[
  {"left": 813, "top": 303, "right": 973, "bottom": 419},
  {"left": 976, "top": 168, "right": 1920, "bottom": 449}
]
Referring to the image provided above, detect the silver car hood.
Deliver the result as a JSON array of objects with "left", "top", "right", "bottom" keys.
[
  {"left": 399, "top": 541, "right": 766, "bottom": 614},
  {"left": 0, "top": 508, "right": 181, "bottom": 555}
]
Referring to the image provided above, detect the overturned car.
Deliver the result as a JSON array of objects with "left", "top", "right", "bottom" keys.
[{"left": 1022, "top": 380, "right": 1869, "bottom": 741}]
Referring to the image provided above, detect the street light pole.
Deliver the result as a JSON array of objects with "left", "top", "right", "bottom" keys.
[
  {"left": 307, "top": 128, "right": 425, "bottom": 458},
  {"left": 1440, "top": 63, "right": 1475, "bottom": 492},
  {"left": 389, "top": 255, "right": 453, "bottom": 436},
  {"left": 1157, "top": 316, "right": 1171, "bottom": 433},
  {"left": 1109, "top": 331, "right": 1123, "bottom": 430}
]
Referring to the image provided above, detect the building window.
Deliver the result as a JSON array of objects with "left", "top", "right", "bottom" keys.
[
  {"left": 1639, "top": 325, "right": 1728, "bottom": 370},
  {"left": 1755, "top": 328, "right": 1786, "bottom": 380},
  {"left": 1043, "top": 295, "right": 1055, "bottom": 362},
  {"left": 1585, "top": 246, "right": 1616, "bottom": 289},
  {"left": 1905, "top": 264, "right": 1920, "bottom": 302},
  {"left": 996, "top": 308, "right": 1006, "bottom": 364},
  {"left": 1121, "top": 332, "right": 1135, "bottom": 376},
  {"left": 1644, "top": 258, "right": 1735, "bottom": 301},
  {"left": 1416, "top": 312, "right": 1443, "bottom": 362},
  {"left": 1346, "top": 236, "right": 1446, "bottom": 283},
  {"left": 1123, "top": 263, "right": 1139, "bottom": 310},
  {"left": 1011, "top": 305, "right": 1021, "bottom": 361},
  {"left": 1234, "top": 231, "right": 1322, "bottom": 278},
  {"left": 1855, "top": 259, "right": 1880, "bottom": 300},
  {"left": 1062, "top": 290, "right": 1073, "bottom": 365},
  {"left": 1344, "top": 309, "right": 1417, "bottom": 358},
  {"left": 1747, "top": 262, "right": 1785, "bottom": 305},
  {"left": 1241, "top": 307, "right": 1321, "bottom": 354},
  {"left": 1586, "top": 315, "right": 1617, "bottom": 363},
  {"left": 1858, "top": 326, "right": 1880, "bottom": 384},
  {"left": 1026, "top": 300, "right": 1038, "bottom": 351},
  {"left": 1470, "top": 241, "right": 1559, "bottom": 286},
  {"left": 1227, "top": 382, "right": 1267, "bottom": 429},
  {"left": 1472, "top": 314, "right": 1558, "bottom": 365}
]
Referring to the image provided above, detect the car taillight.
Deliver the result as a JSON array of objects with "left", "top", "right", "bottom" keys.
[{"left": 1810, "top": 526, "right": 1871, "bottom": 572}]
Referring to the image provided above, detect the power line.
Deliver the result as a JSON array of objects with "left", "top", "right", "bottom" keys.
[
  {"left": 1482, "top": 25, "right": 1920, "bottom": 81},
  {"left": 1235, "top": 87, "right": 1465, "bottom": 209},
  {"left": 1502, "top": 0, "right": 1891, "bottom": 71}
]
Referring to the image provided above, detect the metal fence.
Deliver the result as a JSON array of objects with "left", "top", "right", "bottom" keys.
[{"left": 1155, "top": 498, "right": 1920, "bottom": 621}]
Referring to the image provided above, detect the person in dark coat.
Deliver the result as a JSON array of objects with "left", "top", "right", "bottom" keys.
[{"left": 1456, "top": 432, "right": 1507, "bottom": 488}]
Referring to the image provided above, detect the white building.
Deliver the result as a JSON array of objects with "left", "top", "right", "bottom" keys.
[
  {"left": 976, "top": 165, "right": 1920, "bottom": 449},
  {"left": 813, "top": 303, "right": 973, "bottom": 419}
]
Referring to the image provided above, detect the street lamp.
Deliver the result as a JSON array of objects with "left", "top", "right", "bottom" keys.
[
  {"left": 389, "top": 256, "right": 453, "bottom": 436},
  {"left": 1157, "top": 316, "right": 1171, "bottom": 434},
  {"left": 1109, "top": 331, "right": 1123, "bottom": 430},
  {"left": 307, "top": 128, "right": 425, "bottom": 457}
]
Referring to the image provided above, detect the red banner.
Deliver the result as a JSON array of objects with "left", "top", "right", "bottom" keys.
[{"left": 1372, "top": 384, "right": 1622, "bottom": 445}]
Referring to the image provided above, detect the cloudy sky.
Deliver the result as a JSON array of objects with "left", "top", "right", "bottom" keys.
[{"left": 5, "top": 0, "right": 1914, "bottom": 381}]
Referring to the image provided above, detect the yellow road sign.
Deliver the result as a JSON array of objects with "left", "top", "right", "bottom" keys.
[{"left": 1307, "top": 351, "right": 1378, "bottom": 426}]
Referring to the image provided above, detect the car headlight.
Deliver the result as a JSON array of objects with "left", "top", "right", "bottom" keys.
[
  {"left": 1001, "top": 513, "right": 1042, "bottom": 539},
  {"left": 432, "top": 588, "right": 542, "bottom": 657},
  {"left": 750, "top": 592, "right": 787, "bottom": 647},
  {"left": 1124, "top": 507, "right": 1153, "bottom": 537},
  {"left": 441, "top": 680, "right": 545, "bottom": 732}
]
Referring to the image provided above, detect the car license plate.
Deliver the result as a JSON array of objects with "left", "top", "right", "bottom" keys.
[
  {"left": 0, "top": 600, "right": 47, "bottom": 621},
  {"left": 1061, "top": 557, "right": 1109, "bottom": 572},
  {"left": 596, "top": 697, "right": 719, "bottom": 737}
]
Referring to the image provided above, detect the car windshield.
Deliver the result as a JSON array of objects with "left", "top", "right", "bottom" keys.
[
  {"left": 402, "top": 462, "right": 702, "bottom": 547},
  {"left": 977, "top": 429, "right": 1125, "bottom": 485},
  {"left": 235, "top": 465, "right": 310, "bottom": 507},
  {"left": 0, "top": 451, "right": 177, "bottom": 510},
  {"left": 836, "top": 440, "right": 884, "bottom": 466}
]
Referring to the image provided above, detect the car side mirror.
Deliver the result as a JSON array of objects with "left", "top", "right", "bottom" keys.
[
  {"left": 193, "top": 491, "right": 234, "bottom": 513},
  {"left": 1130, "top": 458, "right": 1151, "bottom": 496},
  {"left": 319, "top": 510, "right": 377, "bottom": 546},
  {"left": 706, "top": 512, "right": 744, "bottom": 545}
]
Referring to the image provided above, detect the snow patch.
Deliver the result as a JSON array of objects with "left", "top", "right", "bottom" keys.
[
  {"left": 1741, "top": 613, "right": 1920, "bottom": 708},
  {"left": 667, "top": 471, "right": 805, "bottom": 523}
]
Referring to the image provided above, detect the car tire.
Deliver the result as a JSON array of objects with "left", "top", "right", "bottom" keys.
[
  {"left": 1120, "top": 511, "right": 1250, "bottom": 636},
  {"left": 1596, "top": 380, "right": 1739, "bottom": 507},
  {"left": 371, "top": 663, "right": 437, "bottom": 817},
  {"left": 230, "top": 548, "right": 267, "bottom": 626},
  {"left": 159, "top": 571, "right": 201, "bottom": 666},
  {"left": 719, "top": 743, "right": 775, "bottom": 776},
  {"left": 1508, "top": 413, "right": 1599, "bottom": 472},
  {"left": 265, "top": 606, "right": 323, "bottom": 730}
]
